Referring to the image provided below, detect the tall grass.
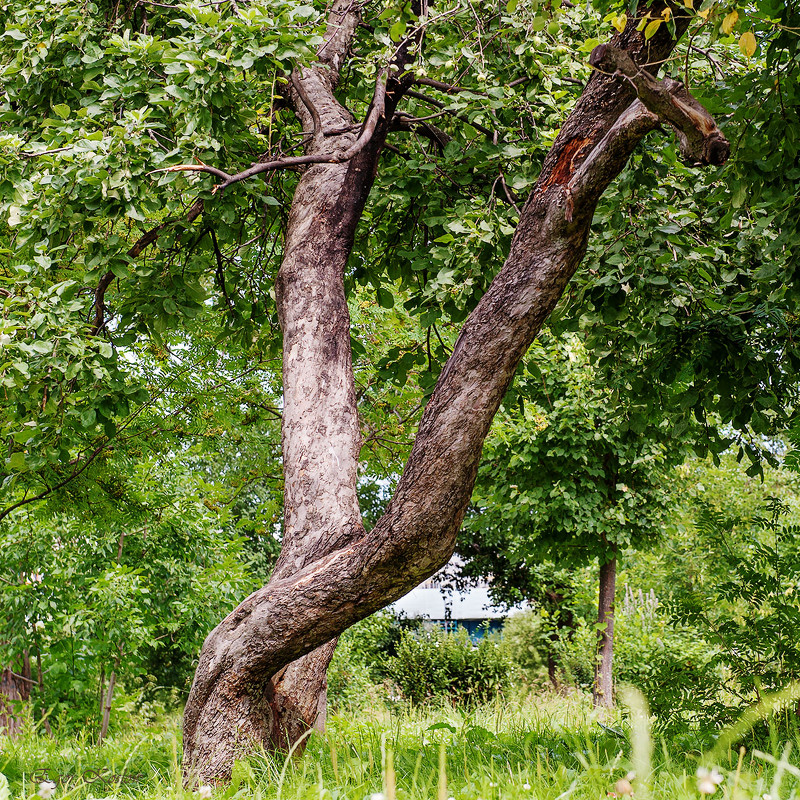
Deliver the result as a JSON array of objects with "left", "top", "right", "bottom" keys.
[{"left": 2, "top": 693, "right": 800, "bottom": 800}]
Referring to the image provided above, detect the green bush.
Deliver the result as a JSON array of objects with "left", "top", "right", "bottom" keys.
[
  {"left": 388, "top": 627, "right": 510, "bottom": 705},
  {"left": 327, "top": 634, "right": 381, "bottom": 712},
  {"left": 327, "top": 611, "right": 421, "bottom": 709},
  {"left": 614, "top": 599, "right": 721, "bottom": 733},
  {"left": 500, "top": 610, "right": 551, "bottom": 687}
]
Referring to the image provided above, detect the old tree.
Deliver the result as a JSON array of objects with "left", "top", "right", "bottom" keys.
[{"left": 3, "top": 0, "right": 799, "bottom": 782}]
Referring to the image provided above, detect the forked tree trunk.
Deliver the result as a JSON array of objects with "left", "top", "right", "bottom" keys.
[
  {"left": 182, "top": 3, "right": 729, "bottom": 782},
  {"left": 593, "top": 546, "right": 617, "bottom": 708}
]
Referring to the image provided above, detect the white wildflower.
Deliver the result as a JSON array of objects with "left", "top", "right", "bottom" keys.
[
  {"left": 522, "top": 783, "right": 531, "bottom": 790},
  {"left": 34, "top": 620, "right": 45, "bottom": 632},
  {"left": 38, "top": 781, "right": 57, "bottom": 799},
  {"left": 369, "top": 793, "right": 386, "bottom": 800},
  {"left": 615, "top": 778, "right": 634, "bottom": 796},
  {"left": 696, "top": 767, "right": 723, "bottom": 795},
  {"left": 0, "top": 332, "right": 12, "bottom": 348},
  {"left": 196, "top": 786, "right": 213, "bottom": 800}
]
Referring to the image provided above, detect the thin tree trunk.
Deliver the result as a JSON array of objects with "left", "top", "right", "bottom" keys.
[
  {"left": 547, "top": 650, "right": 559, "bottom": 690},
  {"left": 99, "top": 668, "right": 106, "bottom": 724},
  {"left": 99, "top": 669, "right": 116, "bottom": 743},
  {"left": 593, "top": 546, "right": 617, "bottom": 709},
  {"left": 34, "top": 644, "right": 52, "bottom": 736},
  {"left": 181, "top": 5, "right": 728, "bottom": 782}
]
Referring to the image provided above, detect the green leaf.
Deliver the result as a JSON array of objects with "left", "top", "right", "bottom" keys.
[
  {"left": 376, "top": 287, "right": 395, "bottom": 309},
  {"left": 7, "top": 452, "right": 27, "bottom": 472},
  {"left": 389, "top": 19, "right": 407, "bottom": 42}
]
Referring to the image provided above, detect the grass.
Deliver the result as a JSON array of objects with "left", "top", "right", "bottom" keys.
[{"left": 2, "top": 693, "right": 800, "bottom": 800}]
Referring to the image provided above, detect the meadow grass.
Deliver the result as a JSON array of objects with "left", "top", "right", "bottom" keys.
[{"left": 2, "top": 692, "right": 800, "bottom": 800}]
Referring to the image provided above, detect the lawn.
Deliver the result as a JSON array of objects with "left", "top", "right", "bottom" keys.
[{"left": 2, "top": 693, "right": 799, "bottom": 800}]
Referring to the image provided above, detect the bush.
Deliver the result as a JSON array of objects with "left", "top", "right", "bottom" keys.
[
  {"left": 388, "top": 626, "right": 510, "bottom": 705},
  {"left": 500, "top": 610, "right": 551, "bottom": 687},
  {"left": 327, "top": 611, "right": 421, "bottom": 709},
  {"left": 327, "top": 634, "right": 382, "bottom": 712}
]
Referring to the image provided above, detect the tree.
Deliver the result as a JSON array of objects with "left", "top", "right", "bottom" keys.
[
  {"left": 459, "top": 332, "right": 679, "bottom": 706},
  {"left": 1, "top": 0, "right": 750, "bottom": 780},
  {"left": 0, "top": 451, "right": 255, "bottom": 739}
]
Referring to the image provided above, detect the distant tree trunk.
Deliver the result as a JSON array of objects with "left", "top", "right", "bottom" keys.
[
  {"left": 0, "top": 655, "right": 32, "bottom": 737},
  {"left": 99, "top": 669, "right": 116, "bottom": 743},
  {"left": 544, "top": 584, "right": 574, "bottom": 691},
  {"left": 593, "top": 545, "right": 617, "bottom": 708}
]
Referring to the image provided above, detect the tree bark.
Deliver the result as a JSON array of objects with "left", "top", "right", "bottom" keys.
[
  {"left": 593, "top": 545, "right": 617, "bottom": 709},
  {"left": 99, "top": 669, "right": 116, "bottom": 743},
  {"left": 0, "top": 657, "right": 32, "bottom": 737},
  {"left": 182, "top": 4, "right": 729, "bottom": 782}
]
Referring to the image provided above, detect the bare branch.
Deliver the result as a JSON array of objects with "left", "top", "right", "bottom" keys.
[
  {"left": 405, "top": 88, "right": 495, "bottom": 139},
  {"left": 291, "top": 70, "right": 322, "bottom": 135}
]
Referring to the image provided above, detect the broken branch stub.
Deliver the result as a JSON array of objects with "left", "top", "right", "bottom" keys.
[{"left": 589, "top": 43, "right": 730, "bottom": 166}]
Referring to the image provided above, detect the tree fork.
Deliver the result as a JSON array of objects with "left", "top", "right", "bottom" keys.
[{"left": 182, "top": 5, "right": 728, "bottom": 782}]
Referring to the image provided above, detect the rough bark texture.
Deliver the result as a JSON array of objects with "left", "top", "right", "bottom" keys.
[
  {"left": 593, "top": 549, "right": 617, "bottom": 709},
  {"left": 0, "top": 658, "right": 31, "bottom": 737},
  {"left": 182, "top": 3, "right": 729, "bottom": 782}
]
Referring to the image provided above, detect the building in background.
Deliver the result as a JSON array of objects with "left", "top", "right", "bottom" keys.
[{"left": 390, "top": 558, "right": 526, "bottom": 639}]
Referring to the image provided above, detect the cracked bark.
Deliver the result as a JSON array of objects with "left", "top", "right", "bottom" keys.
[{"left": 181, "top": 4, "right": 729, "bottom": 782}]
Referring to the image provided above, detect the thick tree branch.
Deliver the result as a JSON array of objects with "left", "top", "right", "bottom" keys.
[{"left": 589, "top": 44, "right": 729, "bottom": 165}]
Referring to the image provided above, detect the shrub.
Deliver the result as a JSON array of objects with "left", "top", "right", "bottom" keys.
[
  {"left": 327, "top": 635, "right": 381, "bottom": 712},
  {"left": 388, "top": 626, "right": 510, "bottom": 705},
  {"left": 327, "top": 611, "right": 422, "bottom": 709},
  {"left": 500, "top": 610, "right": 551, "bottom": 687}
]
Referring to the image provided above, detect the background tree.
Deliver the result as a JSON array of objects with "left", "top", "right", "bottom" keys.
[{"left": 459, "top": 332, "right": 679, "bottom": 706}]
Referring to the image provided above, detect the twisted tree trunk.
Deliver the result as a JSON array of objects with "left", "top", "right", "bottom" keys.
[{"left": 182, "top": 3, "right": 728, "bottom": 782}]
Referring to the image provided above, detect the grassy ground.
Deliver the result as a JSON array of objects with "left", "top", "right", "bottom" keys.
[{"left": 2, "top": 693, "right": 799, "bottom": 800}]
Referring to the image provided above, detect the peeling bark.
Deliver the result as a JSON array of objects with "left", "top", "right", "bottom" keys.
[{"left": 182, "top": 5, "right": 729, "bottom": 782}]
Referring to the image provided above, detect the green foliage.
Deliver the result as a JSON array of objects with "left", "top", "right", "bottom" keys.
[
  {"left": 555, "top": 3, "right": 800, "bottom": 469},
  {"left": 460, "top": 332, "right": 679, "bottom": 618},
  {"left": 327, "top": 611, "right": 422, "bottom": 710},
  {"left": 500, "top": 610, "right": 551, "bottom": 686},
  {"left": 0, "top": 455, "right": 255, "bottom": 732},
  {"left": 669, "top": 499, "right": 800, "bottom": 720},
  {"left": 388, "top": 627, "right": 510, "bottom": 705}
]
